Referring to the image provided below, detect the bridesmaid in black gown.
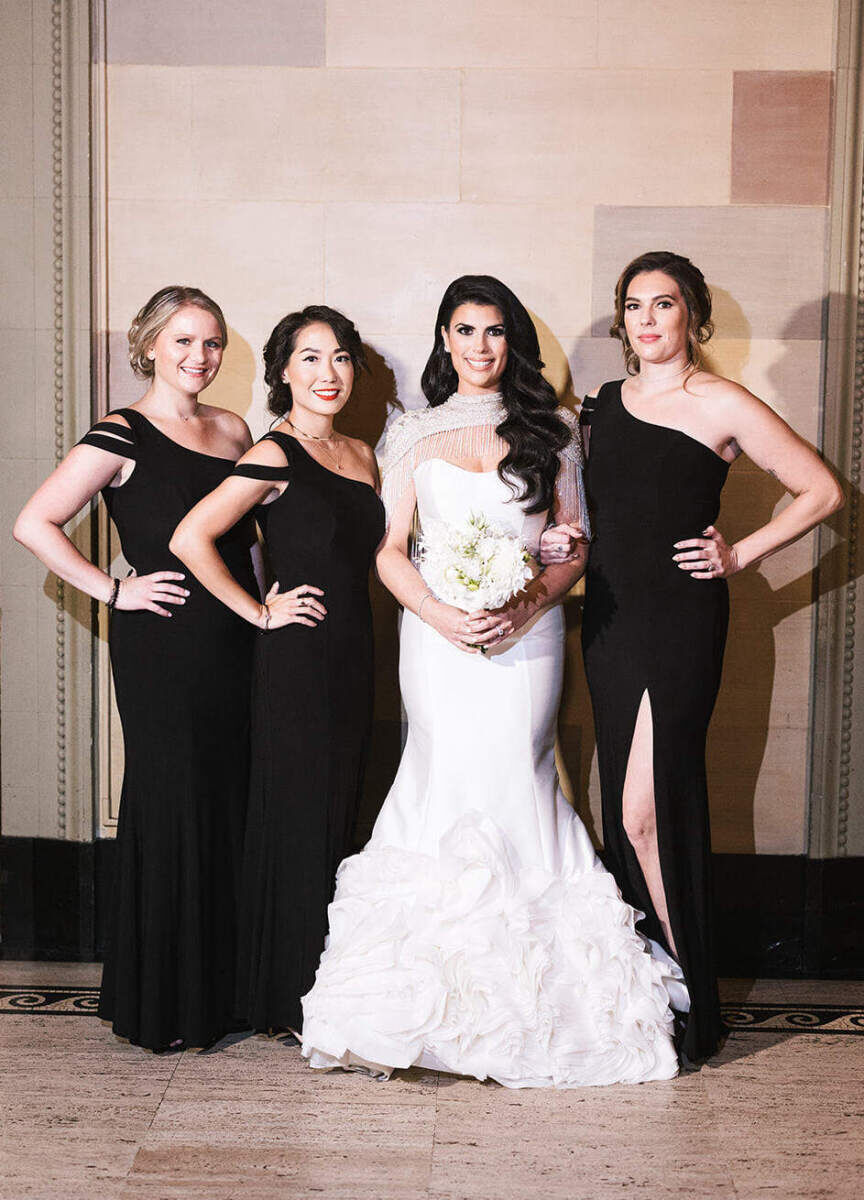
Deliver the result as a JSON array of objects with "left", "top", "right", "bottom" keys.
[
  {"left": 171, "top": 305, "right": 385, "bottom": 1034},
  {"left": 579, "top": 378, "right": 730, "bottom": 1061},
  {"left": 541, "top": 251, "right": 843, "bottom": 1064},
  {"left": 14, "top": 286, "right": 257, "bottom": 1050}
]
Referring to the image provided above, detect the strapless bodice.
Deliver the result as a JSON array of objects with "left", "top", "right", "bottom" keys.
[{"left": 414, "top": 459, "right": 547, "bottom": 554}]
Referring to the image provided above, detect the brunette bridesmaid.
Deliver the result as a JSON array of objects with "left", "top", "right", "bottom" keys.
[
  {"left": 542, "top": 251, "right": 843, "bottom": 1064},
  {"left": 14, "top": 286, "right": 258, "bottom": 1051}
]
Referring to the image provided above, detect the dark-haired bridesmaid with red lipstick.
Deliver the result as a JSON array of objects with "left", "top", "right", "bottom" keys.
[{"left": 171, "top": 305, "right": 385, "bottom": 1035}]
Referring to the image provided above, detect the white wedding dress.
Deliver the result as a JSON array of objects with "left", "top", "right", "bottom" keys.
[{"left": 301, "top": 396, "right": 684, "bottom": 1088}]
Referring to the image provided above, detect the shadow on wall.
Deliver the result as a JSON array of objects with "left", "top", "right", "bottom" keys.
[
  {"left": 335, "top": 343, "right": 399, "bottom": 449},
  {"left": 203, "top": 326, "right": 256, "bottom": 421},
  {"left": 337, "top": 344, "right": 402, "bottom": 848}
]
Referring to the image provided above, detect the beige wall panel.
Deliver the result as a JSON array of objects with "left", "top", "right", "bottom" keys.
[
  {"left": 0, "top": 1, "right": 32, "bottom": 65},
  {"left": 0, "top": 586, "right": 39, "bottom": 719},
  {"left": 0, "top": 62, "right": 34, "bottom": 200},
  {"left": 461, "top": 69, "right": 731, "bottom": 206},
  {"left": 324, "top": 202, "right": 594, "bottom": 338},
  {"left": 704, "top": 338, "right": 823, "bottom": 442},
  {"left": 107, "top": 66, "right": 195, "bottom": 201},
  {"left": 32, "top": 196, "right": 57, "bottom": 332},
  {"left": 31, "top": 64, "right": 55, "bottom": 201},
  {"left": 710, "top": 597, "right": 814, "bottom": 854},
  {"left": 326, "top": 0, "right": 598, "bottom": 68},
  {"left": 732, "top": 71, "right": 833, "bottom": 206},
  {"left": 709, "top": 726, "right": 808, "bottom": 854},
  {"left": 598, "top": 0, "right": 835, "bottom": 70},
  {"left": 0, "top": 782, "right": 37, "bottom": 840},
  {"left": 107, "top": 199, "right": 325, "bottom": 331},
  {"left": 1, "top": 461, "right": 41, "bottom": 589},
  {"left": 0, "top": 330, "right": 36, "bottom": 459},
  {"left": 32, "top": 328, "right": 59, "bottom": 461},
  {"left": 190, "top": 68, "right": 458, "bottom": 202},
  {"left": 106, "top": 0, "right": 325, "bottom": 67},
  {"left": 564, "top": 336, "right": 628, "bottom": 398},
  {"left": 0, "top": 200, "right": 35, "bottom": 328},
  {"left": 592, "top": 206, "right": 828, "bottom": 340},
  {"left": 36, "top": 706, "right": 62, "bottom": 838},
  {"left": 722, "top": 601, "right": 815, "bottom": 729}
]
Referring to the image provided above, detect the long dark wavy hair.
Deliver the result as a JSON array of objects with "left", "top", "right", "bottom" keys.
[
  {"left": 610, "top": 250, "right": 714, "bottom": 376},
  {"left": 263, "top": 304, "right": 366, "bottom": 417},
  {"left": 421, "top": 275, "right": 569, "bottom": 515}
]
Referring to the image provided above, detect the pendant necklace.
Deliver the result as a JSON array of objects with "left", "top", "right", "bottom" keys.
[{"left": 287, "top": 418, "right": 343, "bottom": 471}]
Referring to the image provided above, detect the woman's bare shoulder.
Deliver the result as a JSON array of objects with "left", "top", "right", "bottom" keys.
[{"left": 99, "top": 411, "right": 132, "bottom": 429}]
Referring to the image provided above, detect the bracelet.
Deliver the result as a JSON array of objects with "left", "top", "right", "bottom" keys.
[
  {"left": 106, "top": 577, "right": 121, "bottom": 609},
  {"left": 260, "top": 603, "right": 271, "bottom": 632},
  {"left": 417, "top": 589, "right": 434, "bottom": 623}
]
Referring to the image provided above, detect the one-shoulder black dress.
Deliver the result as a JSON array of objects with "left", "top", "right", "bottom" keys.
[
  {"left": 232, "top": 431, "right": 385, "bottom": 1033},
  {"left": 580, "top": 381, "right": 730, "bottom": 1064},
  {"left": 80, "top": 409, "right": 257, "bottom": 1050}
]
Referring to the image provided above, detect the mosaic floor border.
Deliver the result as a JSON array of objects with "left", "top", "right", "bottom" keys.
[{"left": 2, "top": 985, "right": 863, "bottom": 1033}]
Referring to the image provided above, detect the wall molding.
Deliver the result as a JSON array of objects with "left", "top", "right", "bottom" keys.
[
  {"left": 808, "top": 0, "right": 864, "bottom": 859},
  {"left": 88, "top": 0, "right": 119, "bottom": 838},
  {"left": 51, "top": 0, "right": 68, "bottom": 837}
]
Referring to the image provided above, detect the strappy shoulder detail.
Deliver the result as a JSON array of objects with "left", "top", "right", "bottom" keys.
[
  {"left": 579, "top": 381, "right": 620, "bottom": 427},
  {"left": 76, "top": 414, "right": 137, "bottom": 459},
  {"left": 231, "top": 431, "right": 292, "bottom": 482}
]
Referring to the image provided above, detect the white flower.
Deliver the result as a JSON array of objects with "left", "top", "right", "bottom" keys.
[{"left": 417, "top": 513, "right": 533, "bottom": 612}]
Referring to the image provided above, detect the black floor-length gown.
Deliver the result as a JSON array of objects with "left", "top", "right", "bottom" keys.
[
  {"left": 232, "top": 431, "right": 385, "bottom": 1033},
  {"left": 580, "top": 381, "right": 730, "bottom": 1064},
  {"left": 80, "top": 409, "right": 257, "bottom": 1050}
]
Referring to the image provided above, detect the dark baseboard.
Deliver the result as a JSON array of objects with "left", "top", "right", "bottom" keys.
[
  {"left": 0, "top": 837, "right": 114, "bottom": 961},
  {"left": 2, "top": 836, "right": 863, "bottom": 976}
]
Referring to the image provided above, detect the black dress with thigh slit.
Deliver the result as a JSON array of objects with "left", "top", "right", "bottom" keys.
[
  {"left": 79, "top": 409, "right": 257, "bottom": 1050},
  {"left": 580, "top": 381, "right": 730, "bottom": 1064},
  {"left": 232, "top": 431, "right": 385, "bottom": 1033}
]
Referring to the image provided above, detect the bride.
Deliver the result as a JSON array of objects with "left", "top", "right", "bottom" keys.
[{"left": 301, "top": 275, "right": 685, "bottom": 1087}]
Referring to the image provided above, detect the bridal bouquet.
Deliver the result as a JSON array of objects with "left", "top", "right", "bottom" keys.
[{"left": 417, "top": 513, "right": 533, "bottom": 612}]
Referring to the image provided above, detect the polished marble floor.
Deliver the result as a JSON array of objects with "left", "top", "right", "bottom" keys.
[{"left": 0, "top": 963, "right": 862, "bottom": 1199}]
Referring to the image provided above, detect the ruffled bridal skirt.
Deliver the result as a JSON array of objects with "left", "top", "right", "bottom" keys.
[{"left": 301, "top": 601, "right": 683, "bottom": 1089}]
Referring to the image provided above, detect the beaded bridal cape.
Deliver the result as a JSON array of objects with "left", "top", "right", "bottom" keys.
[{"left": 376, "top": 392, "right": 587, "bottom": 532}]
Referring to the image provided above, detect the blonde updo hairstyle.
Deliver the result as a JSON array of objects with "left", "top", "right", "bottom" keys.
[
  {"left": 610, "top": 250, "right": 714, "bottom": 376},
  {"left": 128, "top": 285, "right": 228, "bottom": 380}
]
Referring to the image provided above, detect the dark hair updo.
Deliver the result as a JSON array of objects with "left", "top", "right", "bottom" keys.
[
  {"left": 610, "top": 250, "right": 714, "bottom": 375},
  {"left": 263, "top": 304, "right": 367, "bottom": 417},
  {"left": 421, "top": 274, "right": 569, "bottom": 515}
]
